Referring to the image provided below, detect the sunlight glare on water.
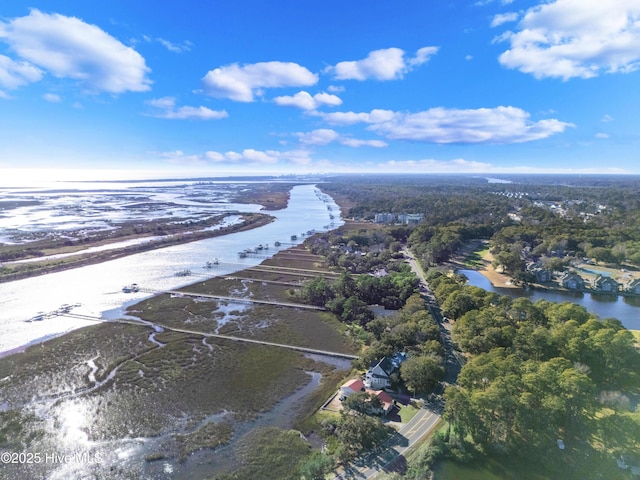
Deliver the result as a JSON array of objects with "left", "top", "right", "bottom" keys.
[{"left": 0, "top": 182, "right": 342, "bottom": 355}]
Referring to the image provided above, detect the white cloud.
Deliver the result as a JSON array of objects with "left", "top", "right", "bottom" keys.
[
  {"left": 410, "top": 46, "right": 440, "bottom": 67},
  {"left": 273, "top": 90, "right": 342, "bottom": 110},
  {"left": 497, "top": 0, "right": 640, "bottom": 80},
  {"left": 241, "top": 148, "right": 279, "bottom": 164},
  {"left": 147, "top": 96, "right": 228, "bottom": 120},
  {"left": 201, "top": 61, "right": 318, "bottom": 102},
  {"left": 491, "top": 12, "right": 519, "bottom": 28},
  {"left": 379, "top": 158, "right": 631, "bottom": 174},
  {"left": 595, "top": 132, "right": 609, "bottom": 139},
  {"left": 296, "top": 128, "right": 388, "bottom": 148},
  {"left": 156, "top": 38, "right": 191, "bottom": 53},
  {"left": 0, "top": 9, "right": 151, "bottom": 93},
  {"left": 161, "top": 148, "right": 312, "bottom": 166},
  {"left": 297, "top": 129, "right": 341, "bottom": 145},
  {"left": 327, "top": 85, "right": 345, "bottom": 93},
  {"left": 601, "top": 114, "right": 614, "bottom": 122},
  {"left": 320, "top": 106, "right": 573, "bottom": 144},
  {"left": 383, "top": 158, "right": 494, "bottom": 173},
  {"left": 325, "top": 46, "right": 438, "bottom": 81},
  {"left": 340, "top": 138, "right": 388, "bottom": 148},
  {"left": 43, "top": 93, "right": 61, "bottom": 103},
  {"left": 476, "top": 0, "right": 514, "bottom": 5},
  {"left": 465, "top": 55, "right": 474, "bottom": 61},
  {"left": 0, "top": 54, "right": 42, "bottom": 89},
  {"left": 319, "top": 109, "right": 396, "bottom": 125}
]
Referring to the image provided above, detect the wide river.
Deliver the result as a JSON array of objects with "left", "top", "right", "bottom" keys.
[
  {"left": 458, "top": 269, "right": 640, "bottom": 330},
  {"left": 0, "top": 184, "right": 342, "bottom": 356}
]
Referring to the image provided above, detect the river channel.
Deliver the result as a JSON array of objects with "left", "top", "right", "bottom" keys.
[
  {"left": 0, "top": 183, "right": 343, "bottom": 356},
  {"left": 457, "top": 269, "right": 640, "bottom": 330}
]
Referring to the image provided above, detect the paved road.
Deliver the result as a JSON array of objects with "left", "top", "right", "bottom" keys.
[
  {"left": 335, "top": 406, "right": 442, "bottom": 479},
  {"left": 403, "top": 248, "right": 463, "bottom": 384},
  {"left": 331, "top": 250, "right": 462, "bottom": 479}
]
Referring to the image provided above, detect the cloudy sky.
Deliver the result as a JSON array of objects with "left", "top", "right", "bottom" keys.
[{"left": 1, "top": 0, "right": 639, "bottom": 179}]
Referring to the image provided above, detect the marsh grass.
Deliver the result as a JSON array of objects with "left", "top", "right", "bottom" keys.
[
  {"left": 0, "top": 409, "right": 45, "bottom": 449},
  {"left": 215, "top": 426, "right": 312, "bottom": 480},
  {"left": 175, "top": 421, "right": 234, "bottom": 462},
  {"left": 0, "top": 244, "right": 358, "bottom": 478}
]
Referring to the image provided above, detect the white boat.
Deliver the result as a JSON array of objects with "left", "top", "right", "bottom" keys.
[
  {"left": 57, "top": 304, "right": 73, "bottom": 314},
  {"left": 122, "top": 283, "right": 140, "bottom": 293},
  {"left": 204, "top": 258, "right": 219, "bottom": 268}
]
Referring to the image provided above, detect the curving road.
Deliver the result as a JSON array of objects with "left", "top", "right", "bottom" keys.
[
  {"left": 335, "top": 406, "right": 442, "bottom": 479},
  {"left": 332, "top": 249, "right": 462, "bottom": 479}
]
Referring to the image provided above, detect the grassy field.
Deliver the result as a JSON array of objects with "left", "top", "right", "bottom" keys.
[{"left": 460, "top": 242, "right": 491, "bottom": 269}]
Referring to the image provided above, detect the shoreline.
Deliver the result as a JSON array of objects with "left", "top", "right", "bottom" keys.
[
  {"left": 452, "top": 244, "right": 640, "bottom": 332},
  {"left": 0, "top": 213, "right": 274, "bottom": 283},
  {"left": 475, "top": 250, "right": 520, "bottom": 289},
  {"left": 447, "top": 240, "right": 519, "bottom": 289}
]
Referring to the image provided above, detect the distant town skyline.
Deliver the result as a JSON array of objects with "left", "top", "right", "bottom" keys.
[{"left": 1, "top": 0, "right": 639, "bottom": 179}]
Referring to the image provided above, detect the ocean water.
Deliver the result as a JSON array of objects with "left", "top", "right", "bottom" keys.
[{"left": 0, "top": 182, "right": 342, "bottom": 355}]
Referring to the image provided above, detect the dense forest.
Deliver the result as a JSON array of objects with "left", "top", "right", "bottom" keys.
[
  {"left": 430, "top": 271, "right": 640, "bottom": 479},
  {"left": 317, "top": 175, "right": 640, "bottom": 479},
  {"left": 322, "top": 174, "right": 640, "bottom": 274}
]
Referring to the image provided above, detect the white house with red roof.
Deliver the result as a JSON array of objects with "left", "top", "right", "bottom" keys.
[
  {"left": 368, "top": 389, "right": 395, "bottom": 416},
  {"left": 339, "top": 378, "right": 365, "bottom": 400},
  {"left": 339, "top": 379, "right": 396, "bottom": 416}
]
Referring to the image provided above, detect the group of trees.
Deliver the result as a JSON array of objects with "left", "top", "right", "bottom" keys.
[
  {"left": 427, "top": 272, "right": 640, "bottom": 459},
  {"left": 319, "top": 402, "right": 393, "bottom": 466},
  {"left": 296, "top": 269, "right": 419, "bottom": 324},
  {"left": 488, "top": 183, "right": 640, "bottom": 274},
  {"left": 353, "top": 294, "right": 445, "bottom": 393},
  {"left": 324, "top": 174, "right": 640, "bottom": 275}
]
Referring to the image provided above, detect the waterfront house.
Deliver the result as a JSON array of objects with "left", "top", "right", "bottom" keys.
[
  {"left": 560, "top": 272, "right": 585, "bottom": 290},
  {"left": 364, "top": 358, "right": 396, "bottom": 390},
  {"left": 591, "top": 275, "right": 619, "bottom": 293},
  {"left": 625, "top": 278, "right": 640, "bottom": 295},
  {"left": 364, "top": 354, "right": 407, "bottom": 390},
  {"left": 526, "top": 262, "right": 553, "bottom": 282},
  {"left": 339, "top": 378, "right": 365, "bottom": 400}
]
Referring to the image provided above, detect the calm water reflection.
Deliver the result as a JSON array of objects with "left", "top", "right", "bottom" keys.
[
  {"left": 0, "top": 184, "right": 342, "bottom": 355},
  {"left": 457, "top": 269, "right": 640, "bottom": 330}
]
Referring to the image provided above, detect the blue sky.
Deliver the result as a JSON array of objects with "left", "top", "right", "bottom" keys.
[{"left": 1, "top": 0, "right": 639, "bottom": 179}]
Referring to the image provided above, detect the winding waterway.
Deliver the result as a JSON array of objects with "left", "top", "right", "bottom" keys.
[
  {"left": 457, "top": 269, "right": 640, "bottom": 330},
  {"left": 0, "top": 183, "right": 342, "bottom": 356}
]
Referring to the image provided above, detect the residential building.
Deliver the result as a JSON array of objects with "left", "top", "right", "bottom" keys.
[
  {"left": 374, "top": 213, "right": 395, "bottom": 224},
  {"left": 591, "top": 275, "right": 619, "bottom": 293},
  {"left": 560, "top": 272, "right": 585, "bottom": 290},
  {"left": 339, "top": 379, "right": 365, "bottom": 400},
  {"left": 625, "top": 278, "right": 640, "bottom": 295},
  {"left": 364, "top": 354, "right": 407, "bottom": 390},
  {"left": 364, "top": 358, "right": 396, "bottom": 390},
  {"left": 367, "top": 389, "right": 395, "bottom": 416}
]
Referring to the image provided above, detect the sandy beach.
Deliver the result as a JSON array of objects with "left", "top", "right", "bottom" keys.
[
  {"left": 447, "top": 239, "right": 519, "bottom": 289},
  {"left": 477, "top": 250, "right": 520, "bottom": 289}
]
